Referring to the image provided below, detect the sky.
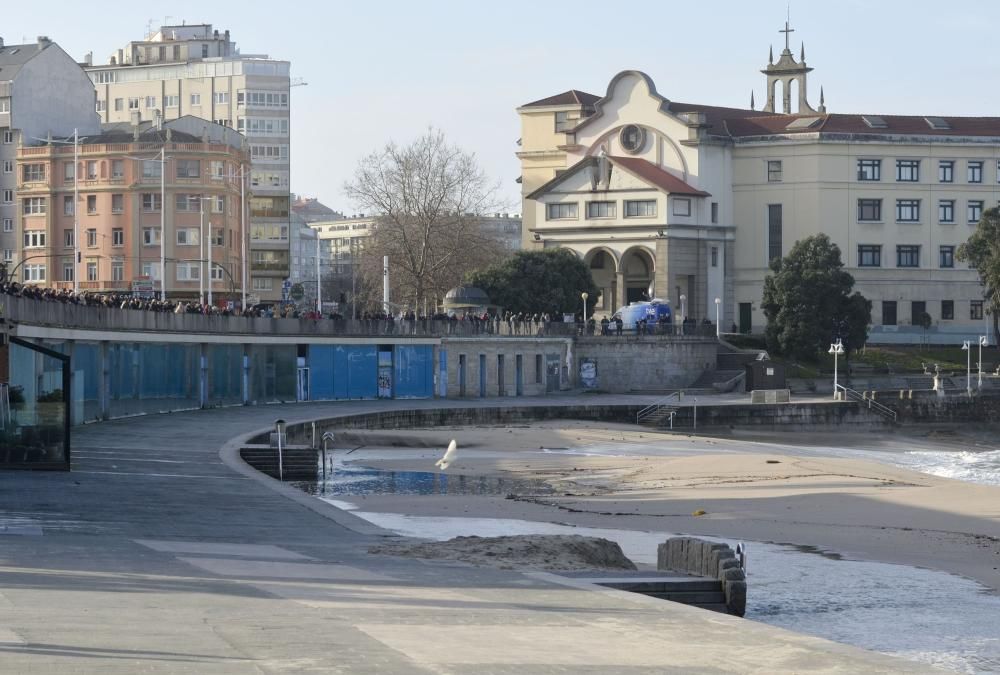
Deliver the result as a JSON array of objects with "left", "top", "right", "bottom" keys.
[{"left": 7, "top": 1, "right": 1000, "bottom": 213}]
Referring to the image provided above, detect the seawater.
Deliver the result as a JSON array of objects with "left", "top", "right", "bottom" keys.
[
  {"left": 894, "top": 449, "right": 1000, "bottom": 486},
  {"left": 336, "top": 509, "right": 1000, "bottom": 675}
]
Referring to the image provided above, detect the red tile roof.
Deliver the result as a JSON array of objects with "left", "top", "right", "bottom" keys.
[
  {"left": 608, "top": 156, "right": 710, "bottom": 196},
  {"left": 522, "top": 89, "right": 600, "bottom": 108}
]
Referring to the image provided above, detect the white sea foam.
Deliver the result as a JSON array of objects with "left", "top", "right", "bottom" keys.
[{"left": 896, "top": 450, "right": 1000, "bottom": 486}]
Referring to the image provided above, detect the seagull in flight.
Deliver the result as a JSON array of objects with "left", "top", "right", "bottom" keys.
[{"left": 435, "top": 440, "right": 458, "bottom": 470}]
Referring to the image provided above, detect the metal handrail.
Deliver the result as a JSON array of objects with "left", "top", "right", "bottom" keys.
[
  {"left": 835, "top": 384, "right": 898, "bottom": 422},
  {"left": 636, "top": 392, "right": 681, "bottom": 424}
]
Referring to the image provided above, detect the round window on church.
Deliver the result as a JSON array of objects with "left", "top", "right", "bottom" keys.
[{"left": 619, "top": 124, "right": 646, "bottom": 154}]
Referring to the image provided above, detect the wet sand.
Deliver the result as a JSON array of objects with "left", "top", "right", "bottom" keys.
[{"left": 333, "top": 422, "right": 1000, "bottom": 591}]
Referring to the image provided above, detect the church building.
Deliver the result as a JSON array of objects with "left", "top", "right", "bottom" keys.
[{"left": 517, "top": 23, "right": 998, "bottom": 343}]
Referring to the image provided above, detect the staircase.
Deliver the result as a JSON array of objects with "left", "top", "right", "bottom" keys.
[
  {"left": 637, "top": 404, "right": 679, "bottom": 428},
  {"left": 240, "top": 445, "right": 320, "bottom": 481}
]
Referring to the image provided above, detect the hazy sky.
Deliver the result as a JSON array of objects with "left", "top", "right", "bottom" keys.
[{"left": 7, "top": 1, "right": 1000, "bottom": 213}]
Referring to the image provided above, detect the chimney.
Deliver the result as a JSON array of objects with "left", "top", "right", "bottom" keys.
[
  {"left": 83, "top": 52, "right": 93, "bottom": 66},
  {"left": 0, "top": 37, "right": 5, "bottom": 48},
  {"left": 130, "top": 110, "right": 142, "bottom": 131},
  {"left": 37, "top": 35, "right": 51, "bottom": 51},
  {"left": 154, "top": 109, "right": 163, "bottom": 130}
]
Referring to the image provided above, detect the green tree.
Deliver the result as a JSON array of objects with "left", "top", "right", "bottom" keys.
[
  {"left": 761, "top": 234, "right": 872, "bottom": 361},
  {"left": 957, "top": 206, "right": 1000, "bottom": 337},
  {"left": 468, "top": 249, "right": 600, "bottom": 316}
]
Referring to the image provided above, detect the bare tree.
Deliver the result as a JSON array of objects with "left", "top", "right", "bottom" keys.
[{"left": 345, "top": 128, "right": 508, "bottom": 313}]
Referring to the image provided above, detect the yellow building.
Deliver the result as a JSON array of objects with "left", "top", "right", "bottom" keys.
[{"left": 518, "top": 23, "right": 997, "bottom": 344}]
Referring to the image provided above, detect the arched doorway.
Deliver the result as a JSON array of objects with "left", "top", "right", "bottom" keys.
[
  {"left": 585, "top": 248, "right": 617, "bottom": 314},
  {"left": 621, "top": 248, "right": 654, "bottom": 304}
]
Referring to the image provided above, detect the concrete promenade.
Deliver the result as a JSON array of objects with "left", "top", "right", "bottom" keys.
[{"left": 0, "top": 395, "right": 934, "bottom": 673}]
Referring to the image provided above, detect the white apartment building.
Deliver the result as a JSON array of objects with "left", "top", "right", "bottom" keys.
[
  {"left": 0, "top": 36, "right": 99, "bottom": 278},
  {"left": 519, "top": 23, "right": 998, "bottom": 344},
  {"left": 84, "top": 24, "right": 291, "bottom": 302}
]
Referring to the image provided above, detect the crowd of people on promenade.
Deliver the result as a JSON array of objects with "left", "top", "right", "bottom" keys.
[{"left": 0, "top": 282, "right": 714, "bottom": 336}]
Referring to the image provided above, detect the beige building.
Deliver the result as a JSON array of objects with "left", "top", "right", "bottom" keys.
[
  {"left": 518, "top": 24, "right": 998, "bottom": 344},
  {"left": 84, "top": 24, "right": 291, "bottom": 302}
]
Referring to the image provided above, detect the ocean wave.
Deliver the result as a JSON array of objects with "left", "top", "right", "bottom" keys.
[{"left": 901, "top": 450, "right": 1000, "bottom": 486}]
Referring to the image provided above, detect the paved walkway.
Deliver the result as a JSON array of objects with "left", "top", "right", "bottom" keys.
[{"left": 0, "top": 396, "right": 932, "bottom": 673}]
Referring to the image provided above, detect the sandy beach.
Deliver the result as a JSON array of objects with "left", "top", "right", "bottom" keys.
[{"left": 331, "top": 422, "right": 1000, "bottom": 591}]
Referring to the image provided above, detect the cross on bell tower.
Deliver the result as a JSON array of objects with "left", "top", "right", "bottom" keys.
[{"left": 760, "top": 18, "right": 817, "bottom": 114}]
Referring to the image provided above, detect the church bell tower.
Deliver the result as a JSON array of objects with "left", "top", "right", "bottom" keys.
[{"left": 761, "top": 20, "right": 822, "bottom": 114}]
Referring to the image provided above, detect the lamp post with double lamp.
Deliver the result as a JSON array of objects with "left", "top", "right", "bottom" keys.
[
  {"left": 714, "top": 297, "right": 721, "bottom": 338},
  {"left": 961, "top": 340, "right": 972, "bottom": 396},
  {"left": 978, "top": 335, "right": 988, "bottom": 389},
  {"left": 828, "top": 339, "right": 845, "bottom": 399}
]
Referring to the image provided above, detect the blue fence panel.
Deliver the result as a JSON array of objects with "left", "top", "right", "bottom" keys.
[
  {"left": 346, "top": 345, "right": 377, "bottom": 399},
  {"left": 309, "top": 345, "right": 337, "bottom": 400},
  {"left": 207, "top": 344, "right": 242, "bottom": 406},
  {"left": 393, "top": 345, "right": 434, "bottom": 399}
]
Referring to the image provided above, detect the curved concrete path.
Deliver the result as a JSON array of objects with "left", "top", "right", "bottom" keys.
[{"left": 0, "top": 395, "right": 935, "bottom": 673}]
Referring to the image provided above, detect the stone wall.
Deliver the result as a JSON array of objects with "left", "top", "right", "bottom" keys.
[
  {"left": 575, "top": 337, "right": 718, "bottom": 392},
  {"left": 658, "top": 537, "right": 747, "bottom": 616},
  {"left": 439, "top": 338, "right": 570, "bottom": 398}
]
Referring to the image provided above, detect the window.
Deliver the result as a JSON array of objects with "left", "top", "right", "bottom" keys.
[
  {"left": 142, "top": 160, "right": 162, "bottom": 179},
  {"left": 767, "top": 204, "right": 782, "bottom": 261},
  {"left": 1, "top": 189, "right": 12, "bottom": 204},
  {"left": 142, "top": 193, "right": 162, "bottom": 212},
  {"left": 173, "top": 45, "right": 181, "bottom": 60},
  {"left": 767, "top": 160, "right": 782, "bottom": 182},
  {"left": 62, "top": 263, "right": 74, "bottom": 282},
  {"left": 672, "top": 198, "right": 691, "bottom": 217},
  {"left": 142, "top": 227, "right": 159, "bottom": 246},
  {"left": 111, "top": 160, "right": 124, "bottom": 179},
  {"left": 201, "top": 44, "right": 209, "bottom": 58},
  {"left": 144, "top": 96, "right": 157, "bottom": 109},
  {"left": 0, "top": 97, "right": 8, "bottom": 113},
  {"left": 939, "top": 200, "right": 955, "bottom": 223},
  {"left": 857, "top": 159, "right": 881, "bottom": 181},
  {"left": 252, "top": 277, "right": 273, "bottom": 291},
  {"left": 971, "top": 300, "right": 984, "bottom": 320},
  {"left": 23, "top": 231, "right": 46, "bottom": 248},
  {"left": 584, "top": 201, "right": 615, "bottom": 219},
  {"left": 896, "top": 245, "right": 920, "bottom": 268},
  {"left": 86, "top": 261, "right": 98, "bottom": 281},
  {"left": 857, "top": 199, "right": 882, "bottom": 222},
  {"left": 114, "top": 98, "right": 124, "bottom": 112},
  {"left": 968, "top": 200, "right": 984, "bottom": 223},
  {"left": 882, "top": 301, "right": 897, "bottom": 326},
  {"left": 86, "top": 195, "right": 97, "bottom": 214},
  {"left": 176, "top": 159, "right": 200, "bottom": 178},
  {"left": 2, "top": 160, "right": 12, "bottom": 173},
  {"left": 2, "top": 250, "right": 11, "bottom": 264},
  {"left": 941, "top": 300, "right": 954, "bottom": 320},
  {"left": 94, "top": 71, "right": 116, "bottom": 84},
  {"left": 211, "top": 264, "right": 224, "bottom": 281},
  {"left": 176, "top": 194, "right": 203, "bottom": 212},
  {"left": 619, "top": 124, "right": 645, "bottom": 153},
  {"left": 165, "top": 95, "right": 179, "bottom": 108},
  {"left": 112, "top": 228, "right": 124, "bottom": 247},
  {"left": 112, "top": 261, "right": 124, "bottom": 282},
  {"left": 22, "top": 197, "right": 46, "bottom": 215},
  {"left": 214, "top": 92, "right": 229, "bottom": 104},
  {"left": 968, "top": 161, "right": 983, "bottom": 183},
  {"left": 711, "top": 246, "right": 718, "bottom": 267},
  {"left": 86, "top": 228, "right": 97, "bottom": 247},
  {"left": 896, "top": 199, "right": 920, "bottom": 222},
  {"left": 176, "top": 262, "right": 200, "bottom": 280},
  {"left": 711, "top": 202, "right": 718, "bottom": 224},
  {"left": 111, "top": 194, "right": 123, "bottom": 214},
  {"left": 21, "top": 164, "right": 45, "bottom": 182},
  {"left": 938, "top": 160, "right": 954, "bottom": 183},
  {"left": 3, "top": 130, "right": 14, "bottom": 144},
  {"left": 23, "top": 264, "right": 45, "bottom": 282},
  {"left": 911, "top": 301, "right": 927, "bottom": 326},
  {"left": 212, "top": 196, "right": 225, "bottom": 214},
  {"left": 624, "top": 200, "right": 657, "bottom": 217},
  {"left": 546, "top": 203, "right": 577, "bottom": 220},
  {"left": 212, "top": 228, "right": 224, "bottom": 246},
  {"left": 554, "top": 111, "right": 572, "bottom": 132},
  {"left": 158, "top": 46, "right": 166, "bottom": 61},
  {"left": 190, "top": 93, "right": 201, "bottom": 106},
  {"left": 1, "top": 218, "right": 11, "bottom": 233},
  {"left": 939, "top": 245, "right": 955, "bottom": 268},
  {"left": 64, "top": 162, "right": 75, "bottom": 182},
  {"left": 176, "top": 228, "right": 200, "bottom": 245},
  {"left": 128, "top": 97, "right": 140, "bottom": 110},
  {"left": 896, "top": 159, "right": 920, "bottom": 182},
  {"left": 142, "top": 262, "right": 159, "bottom": 280},
  {"left": 86, "top": 160, "right": 97, "bottom": 180},
  {"left": 211, "top": 161, "right": 225, "bottom": 180},
  {"left": 858, "top": 245, "right": 881, "bottom": 267},
  {"left": 64, "top": 229, "right": 74, "bottom": 247}
]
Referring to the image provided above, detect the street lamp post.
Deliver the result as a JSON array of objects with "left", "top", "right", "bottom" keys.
[
  {"left": 978, "top": 335, "right": 988, "bottom": 389},
  {"left": 961, "top": 340, "right": 972, "bottom": 396},
  {"left": 714, "top": 297, "right": 721, "bottom": 338},
  {"left": 828, "top": 339, "right": 845, "bottom": 399},
  {"left": 581, "top": 291, "right": 588, "bottom": 323},
  {"left": 31, "top": 130, "right": 84, "bottom": 292}
]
